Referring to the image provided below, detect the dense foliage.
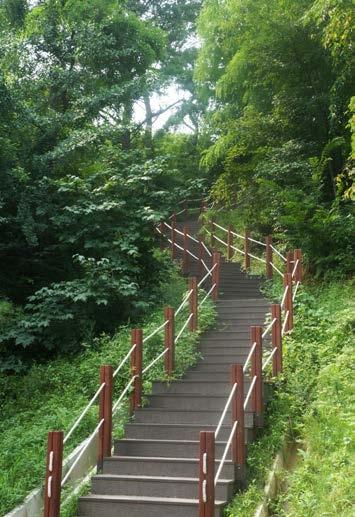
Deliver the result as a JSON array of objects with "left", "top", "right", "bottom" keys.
[
  {"left": 226, "top": 279, "right": 354, "bottom": 516},
  {"left": 0, "top": 265, "right": 216, "bottom": 515},
  {"left": 0, "top": 0, "right": 204, "bottom": 370},
  {"left": 195, "top": 0, "right": 354, "bottom": 277}
]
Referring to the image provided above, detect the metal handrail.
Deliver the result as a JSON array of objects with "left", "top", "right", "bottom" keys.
[
  {"left": 243, "top": 375, "right": 257, "bottom": 410},
  {"left": 243, "top": 342, "right": 257, "bottom": 373},
  {"left": 143, "top": 321, "right": 168, "bottom": 344},
  {"left": 142, "top": 349, "right": 168, "bottom": 375},
  {"left": 61, "top": 418, "right": 104, "bottom": 487},
  {"left": 214, "top": 235, "right": 228, "bottom": 247},
  {"left": 113, "top": 344, "right": 136, "bottom": 378},
  {"left": 63, "top": 383, "right": 105, "bottom": 445},
  {"left": 248, "top": 236, "right": 266, "bottom": 247},
  {"left": 262, "top": 318, "right": 277, "bottom": 339},
  {"left": 281, "top": 311, "right": 290, "bottom": 336},
  {"left": 271, "top": 245, "right": 287, "bottom": 262},
  {"left": 199, "top": 283, "right": 216, "bottom": 308},
  {"left": 280, "top": 285, "right": 289, "bottom": 309},
  {"left": 214, "top": 420, "right": 238, "bottom": 486},
  {"left": 215, "top": 383, "right": 237, "bottom": 439},
  {"left": 262, "top": 347, "right": 278, "bottom": 370},
  {"left": 292, "top": 259, "right": 299, "bottom": 279},
  {"left": 175, "top": 289, "right": 194, "bottom": 316},
  {"left": 231, "top": 244, "right": 245, "bottom": 256},
  {"left": 270, "top": 261, "right": 283, "bottom": 277},
  {"left": 201, "top": 241, "right": 212, "bottom": 257},
  {"left": 198, "top": 262, "right": 217, "bottom": 287},
  {"left": 293, "top": 281, "right": 300, "bottom": 301},
  {"left": 175, "top": 313, "right": 193, "bottom": 343}
]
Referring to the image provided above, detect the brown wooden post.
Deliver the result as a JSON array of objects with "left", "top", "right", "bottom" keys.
[
  {"left": 130, "top": 329, "right": 143, "bottom": 414},
  {"left": 43, "top": 431, "right": 63, "bottom": 517},
  {"left": 211, "top": 251, "right": 221, "bottom": 301},
  {"left": 183, "top": 225, "right": 189, "bottom": 274},
  {"left": 227, "top": 225, "right": 233, "bottom": 261},
  {"left": 164, "top": 307, "right": 175, "bottom": 375},
  {"left": 294, "top": 249, "right": 303, "bottom": 282},
  {"left": 265, "top": 235, "right": 273, "bottom": 279},
  {"left": 184, "top": 200, "right": 188, "bottom": 220},
  {"left": 171, "top": 216, "right": 176, "bottom": 260},
  {"left": 198, "top": 239, "right": 204, "bottom": 278},
  {"left": 251, "top": 326, "right": 263, "bottom": 427},
  {"left": 159, "top": 222, "right": 164, "bottom": 250},
  {"left": 231, "top": 364, "right": 246, "bottom": 481},
  {"left": 199, "top": 431, "right": 215, "bottom": 517},
  {"left": 283, "top": 273, "right": 293, "bottom": 332},
  {"left": 244, "top": 230, "right": 250, "bottom": 271},
  {"left": 98, "top": 365, "right": 113, "bottom": 470},
  {"left": 210, "top": 218, "right": 215, "bottom": 248},
  {"left": 286, "top": 251, "right": 293, "bottom": 275},
  {"left": 189, "top": 277, "right": 198, "bottom": 332},
  {"left": 271, "top": 304, "right": 282, "bottom": 375}
]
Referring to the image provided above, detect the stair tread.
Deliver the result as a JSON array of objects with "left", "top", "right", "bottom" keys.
[
  {"left": 94, "top": 474, "right": 233, "bottom": 483},
  {"left": 80, "top": 494, "right": 225, "bottom": 504}
]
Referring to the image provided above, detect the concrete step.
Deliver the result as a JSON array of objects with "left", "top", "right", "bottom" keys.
[
  {"left": 133, "top": 408, "right": 254, "bottom": 427},
  {"left": 114, "top": 438, "right": 233, "bottom": 459},
  {"left": 146, "top": 393, "right": 253, "bottom": 411},
  {"left": 91, "top": 474, "right": 234, "bottom": 500},
  {"left": 79, "top": 495, "right": 225, "bottom": 517},
  {"left": 151, "top": 380, "right": 251, "bottom": 395},
  {"left": 103, "top": 455, "right": 235, "bottom": 478},
  {"left": 124, "top": 423, "right": 240, "bottom": 442}
]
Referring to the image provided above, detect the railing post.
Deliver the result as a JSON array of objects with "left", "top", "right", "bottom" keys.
[
  {"left": 244, "top": 230, "right": 250, "bottom": 271},
  {"left": 183, "top": 225, "right": 189, "bottom": 274},
  {"left": 164, "top": 307, "right": 175, "bottom": 375},
  {"left": 286, "top": 251, "right": 293, "bottom": 275},
  {"left": 231, "top": 364, "right": 246, "bottom": 482},
  {"left": 265, "top": 235, "right": 273, "bottom": 279},
  {"left": 211, "top": 251, "right": 221, "bottom": 301},
  {"left": 130, "top": 329, "right": 143, "bottom": 414},
  {"left": 283, "top": 273, "right": 293, "bottom": 332},
  {"left": 227, "top": 225, "right": 233, "bottom": 261},
  {"left": 210, "top": 218, "right": 215, "bottom": 248},
  {"left": 184, "top": 200, "right": 188, "bottom": 220},
  {"left": 198, "top": 238, "right": 204, "bottom": 278},
  {"left": 98, "top": 365, "right": 113, "bottom": 471},
  {"left": 271, "top": 304, "right": 282, "bottom": 375},
  {"left": 171, "top": 216, "right": 176, "bottom": 260},
  {"left": 199, "top": 431, "right": 215, "bottom": 517},
  {"left": 43, "top": 431, "right": 63, "bottom": 517},
  {"left": 159, "top": 222, "right": 164, "bottom": 250},
  {"left": 189, "top": 277, "right": 198, "bottom": 332},
  {"left": 294, "top": 249, "right": 303, "bottom": 282},
  {"left": 251, "top": 326, "right": 263, "bottom": 427}
]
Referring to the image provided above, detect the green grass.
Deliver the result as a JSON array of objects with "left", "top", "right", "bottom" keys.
[
  {"left": 0, "top": 266, "right": 216, "bottom": 515},
  {"left": 224, "top": 279, "right": 354, "bottom": 516}
]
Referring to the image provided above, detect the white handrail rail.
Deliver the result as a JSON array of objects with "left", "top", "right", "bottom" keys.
[
  {"left": 187, "top": 233, "right": 199, "bottom": 244},
  {"left": 113, "top": 344, "right": 136, "bottom": 378},
  {"left": 164, "top": 222, "right": 172, "bottom": 230},
  {"left": 231, "top": 244, "right": 245, "bottom": 256},
  {"left": 293, "top": 281, "right": 300, "bottom": 301},
  {"left": 175, "top": 289, "right": 193, "bottom": 316},
  {"left": 143, "top": 321, "right": 168, "bottom": 344},
  {"left": 262, "top": 318, "right": 277, "bottom": 339},
  {"left": 214, "top": 235, "right": 228, "bottom": 247},
  {"left": 175, "top": 313, "right": 193, "bottom": 343},
  {"left": 112, "top": 375, "right": 138, "bottom": 413},
  {"left": 270, "top": 261, "right": 284, "bottom": 277},
  {"left": 142, "top": 349, "right": 168, "bottom": 375},
  {"left": 247, "top": 251, "right": 266, "bottom": 264},
  {"left": 199, "top": 283, "right": 216, "bottom": 308},
  {"left": 214, "top": 420, "right": 238, "bottom": 486},
  {"left": 213, "top": 222, "right": 228, "bottom": 233},
  {"left": 243, "top": 342, "right": 257, "bottom": 373},
  {"left": 230, "top": 230, "right": 244, "bottom": 240},
  {"left": 262, "top": 347, "right": 278, "bottom": 370},
  {"left": 201, "top": 258, "right": 212, "bottom": 274},
  {"left": 201, "top": 241, "right": 212, "bottom": 257},
  {"left": 281, "top": 311, "right": 290, "bottom": 336},
  {"left": 280, "top": 285, "right": 289, "bottom": 309},
  {"left": 292, "top": 259, "right": 299, "bottom": 279},
  {"left": 198, "top": 263, "right": 217, "bottom": 288},
  {"left": 270, "top": 245, "right": 287, "bottom": 262},
  {"left": 63, "top": 383, "right": 105, "bottom": 445},
  {"left": 61, "top": 418, "right": 104, "bottom": 487},
  {"left": 248, "top": 236, "right": 266, "bottom": 247},
  {"left": 244, "top": 375, "right": 257, "bottom": 410},
  {"left": 215, "top": 383, "right": 237, "bottom": 439},
  {"left": 186, "top": 248, "right": 199, "bottom": 261},
  {"left": 167, "top": 238, "right": 184, "bottom": 252}
]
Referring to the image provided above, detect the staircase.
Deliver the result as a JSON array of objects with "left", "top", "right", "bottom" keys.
[{"left": 79, "top": 218, "right": 270, "bottom": 516}]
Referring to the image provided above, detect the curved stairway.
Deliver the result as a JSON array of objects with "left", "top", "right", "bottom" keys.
[{"left": 79, "top": 219, "right": 270, "bottom": 517}]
